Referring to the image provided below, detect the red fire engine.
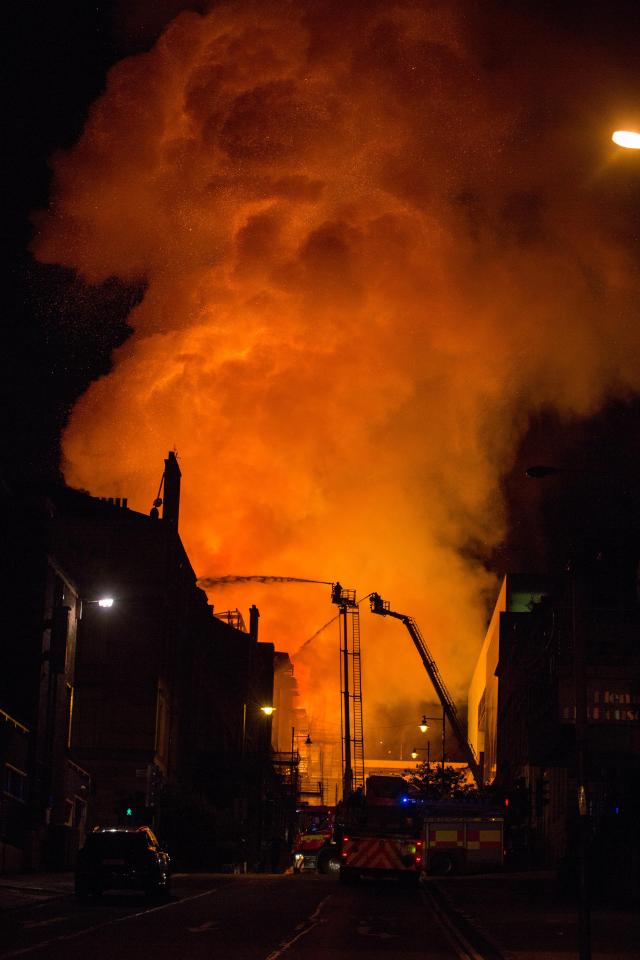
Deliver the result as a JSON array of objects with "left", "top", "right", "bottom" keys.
[
  {"left": 292, "top": 806, "right": 335, "bottom": 873},
  {"left": 339, "top": 776, "right": 424, "bottom": 884}
]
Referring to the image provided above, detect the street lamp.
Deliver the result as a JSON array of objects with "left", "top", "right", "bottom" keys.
[
  {"left": 241, "top": 703, "right": 275, "bottom": 755},
  {"left": 419, "top": 713, "right": 446, "bottom": 785},
  {"left": 78, "top": 596, "right": 115, "bottom": 617},
  {"left": 411, "top": 744, "right": 430, "bottom": 764},
  {"left": 612, "top": 129, "right": 640, "bottom": 149}
]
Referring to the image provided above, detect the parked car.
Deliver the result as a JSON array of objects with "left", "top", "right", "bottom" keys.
[{"left": 75, "top": 826, "right": 171, "bottom": 900}]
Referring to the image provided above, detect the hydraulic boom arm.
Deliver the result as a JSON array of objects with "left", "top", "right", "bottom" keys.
[{"left": 369, "top": 593, "right": 482, "bottom": 788}]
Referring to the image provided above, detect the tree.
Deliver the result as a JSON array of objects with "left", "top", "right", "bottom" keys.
[{"left": 407, "top": 763, "right": 477, "bottom": 802}]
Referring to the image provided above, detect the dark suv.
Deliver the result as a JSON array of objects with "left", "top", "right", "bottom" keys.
[{"left": 75, "top": 827, "right": 171, "bottom": 900}]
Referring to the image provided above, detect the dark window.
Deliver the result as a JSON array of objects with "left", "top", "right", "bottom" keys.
[{"left": 3, "top": 764, "right": 27, "bottom": 802}]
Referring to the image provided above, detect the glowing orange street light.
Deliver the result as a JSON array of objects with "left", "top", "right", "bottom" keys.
[
  {"left": 612, "top": 130, "right": 640, "bottom": 149},
  {"left": 260, "top": 706, "right": 275, "bottom": 716},
  {"left": 411, "top": 744, "right": 431, "bottom": 764}
]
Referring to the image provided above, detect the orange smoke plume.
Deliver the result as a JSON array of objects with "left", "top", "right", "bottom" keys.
[{"left": 32, "top": 1, "right": 640, "bottom": 736}]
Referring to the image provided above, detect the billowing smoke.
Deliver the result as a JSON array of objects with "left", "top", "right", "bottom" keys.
[{"left": 32, "top": 1, "right": 640, "bottom": 736}]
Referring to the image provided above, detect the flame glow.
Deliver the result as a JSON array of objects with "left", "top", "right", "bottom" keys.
[{"left": 32, "top": 1, "right": 640, "bottom": 736}]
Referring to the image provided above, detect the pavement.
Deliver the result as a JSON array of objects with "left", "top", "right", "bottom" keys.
[
  {"left": 1, "top": 869, "right": 639, "bottom": 959},
  {"left": 0, "top": 872, "right": 74, "bottom": 911},
  {"left": 431, "top": 871, "right": 640, "bottom": 960}
]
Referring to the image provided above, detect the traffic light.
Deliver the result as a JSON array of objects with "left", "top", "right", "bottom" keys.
[
  {"left": 119, "top": 795, "right": 136, "bottom": 823},
  {"left": 117, "top": 792, "right": 144, "bottom": 824},
  {"left": 504, "top": 778, "right": 530, "bottom": 824}
]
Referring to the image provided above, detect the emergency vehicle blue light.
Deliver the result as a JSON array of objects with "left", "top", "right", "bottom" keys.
[{"left": 615, "top": 805, "right": 620, "bottom": 815}]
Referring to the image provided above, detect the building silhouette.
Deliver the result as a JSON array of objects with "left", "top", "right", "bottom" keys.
[
  {"left": 469, "top": 571, "right": 640, "bottom": 898},
  {"left": 1, "top": 454, "right": 292, "bottom": 871}
]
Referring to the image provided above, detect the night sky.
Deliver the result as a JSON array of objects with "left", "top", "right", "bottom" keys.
[{"left": 5, "top": 1, "right": 640, "bottom": 731}]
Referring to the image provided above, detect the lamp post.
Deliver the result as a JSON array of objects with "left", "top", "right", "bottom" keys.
[
  {"left": 43, "top": 590, "right": 112, "bottom": 860},
  {"left": 241, "top": 703, "right": 275, "bottom": 756},
  {"left": 419, "top": 713, "right": 446, "bottom": 788},
  {"left": 411, "top": 743, "right": 430, "bottom": 765}
]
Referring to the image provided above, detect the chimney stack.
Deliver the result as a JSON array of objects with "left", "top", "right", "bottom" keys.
[
  {"left": 162, "top": 451, "right": 181, "bottom": 529},
  {"left": 249, "top": 605, "right": 260, "bottom": 641}
]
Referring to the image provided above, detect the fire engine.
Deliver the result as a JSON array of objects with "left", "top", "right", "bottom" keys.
[
  {"left": 338, "top": 776, "right": 424, "bottom": 884},
  {"left": 292, "top": 805, "right": 335, "bottom": 873},
  {"left": 423, "top": 802, "right": 504, "bottom": 875}
]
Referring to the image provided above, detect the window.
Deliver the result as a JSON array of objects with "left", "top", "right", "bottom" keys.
[{"left": 3, "top": 764, "right": 27, "bottom": 802}]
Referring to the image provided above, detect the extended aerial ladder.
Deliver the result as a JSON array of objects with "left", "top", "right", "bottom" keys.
[
  {"left": 331, "top": 584, "right": 365, "bottom": 799},
  {"left": 369, "top": 593, "right": 482, "bottom": 788}
]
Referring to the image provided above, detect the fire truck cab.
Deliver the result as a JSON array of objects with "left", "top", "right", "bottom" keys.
[
  {"left": 338, "top": 776, "right": 424, "bottom": 885},
  {"left": 292, "top": 806, "right": 335, "bottom": 873}
]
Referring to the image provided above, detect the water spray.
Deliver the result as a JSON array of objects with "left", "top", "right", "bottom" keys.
[{"left": 197, "top": 575, "right": 334, "bottom": 588}]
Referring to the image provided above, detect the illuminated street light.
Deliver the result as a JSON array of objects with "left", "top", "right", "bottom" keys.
[
  {"left": 242, "top": 703, "right": 275, "bottom": 754},
  {"left": 612, "top": 129, "right": 640, "bottom": 149},
  {"left": 419, "top": 714, "right": 446, "bottom": 786},
  {"left": 411, "top": 744, "right": 431, "bottom": 764},
  {"left": 78, "top": 596, "right": 115, "bottom": 618}
]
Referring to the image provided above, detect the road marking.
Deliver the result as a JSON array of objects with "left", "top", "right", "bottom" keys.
[
  {"left": 187, "top": 920, "right": 218, "bottom": 933},
  {"left": 21, "top": 918, "right": 65, "bottom": 930},
  {"left": 421, "top": 887, "right": 486, "bottom": 960},
  {"left": 0, "top": 887, "right": 219, "bottom": 959},
  {"left": 262, "top": 894, "right": 332, "bottom": 960}
]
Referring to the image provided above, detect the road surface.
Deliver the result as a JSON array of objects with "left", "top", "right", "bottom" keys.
[{"left": 1, "top": 872, "right": 485, "bottom": 960}]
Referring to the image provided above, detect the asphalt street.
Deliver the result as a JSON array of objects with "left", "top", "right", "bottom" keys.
[{"left": 0, "top": 873, "right": 473, "bottom": 960}]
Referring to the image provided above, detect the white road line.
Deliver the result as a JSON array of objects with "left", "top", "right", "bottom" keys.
[
  {"left": 0, "top": 887, "right": 219, "bottom": 960},
  {"left": 21, "top": 918, "right": 65, "bottom": 930},
  {"left": 262, "top": 894, "right": 332, "bottom": 960},
  {"left": 187, "top": 920, "right": 218, "bottom": 933},
  {"left": 421, "top": 887, "right": 486, "bottom": 960}
]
